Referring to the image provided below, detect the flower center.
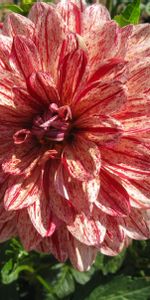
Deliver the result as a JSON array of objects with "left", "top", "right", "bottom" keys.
[{"left": 13, "top": 103, "right": 72, "bottom": 145}]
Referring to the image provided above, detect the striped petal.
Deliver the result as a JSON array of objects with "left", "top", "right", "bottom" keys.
[
  {"left": 10, "top": 35, "right": 41, "bottom": 79},
  {"left": 28, "top": 72, "right": 60, "bottom": 106},
  {"left": 4, "top": 167, "right": 42, "bottom": 210},
  {"left": 75, "top": 114, "right": 123, "bottom": 145},
  {"left": 28, "top": 194, "right": 57, "bottom": 238},
  {"left": 55, "top": 163, "right": 100, "bottom": 213},
  {"left": 73, "top": 81, "right": 126, "bottom": 118},
  {"left": 121, "top": 209, "right": 150, "bottom": 240},
  {"left": 63, "top": 136, "right": 101, "bottom": 181},
  {"left": 0, "top": 218, "right": 17, "bottom": 243},
  {"left": 115, "top": 95, "right": 150, "bottom": 134},
  {"left": 68, "top": 234, "right": 97, "bottom": 271},
  {"left": 102, "top": 136, "right": 150, "bottom": 180},
  {"left": 43, "top": 160, "right": 75, "bottom": 224},
  {"left": 58, "top": 49, "right": 87, "bottom": 105},
  {"left": 3, "top": 13, "right": 34, "bottom": 38},
  {"left": 67, "top": 211, "right": 106, "bottom": 246},
  {"left": 17, "top": 209, "right": 42, "bottom": 250},
  {"left": 57, "top": 1, "right": 81, "bottom": 34},
  {"left": 95, "top": 169, "right": 130, "bottom": 217}
]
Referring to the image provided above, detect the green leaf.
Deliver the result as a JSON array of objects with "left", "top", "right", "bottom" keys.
[
  {"left": 1, "top": 259, "right": 34, "bottom": 284},
  {"left": 71, "top": 267, "right": 94, "bottom": 285},
  {"left": 95, "top": 251, "right": 126, "bottom": 275},
  {"left": 114, "top": 0, "right": 141, "bottom": 27},
  {"left": 0, "top": 4, "right": 24, "bottom": 13},
  {"left": 54, "top": 268, "right": 75, "bottom": 299},
  {"left": 84, "top": 276, "right": 150, "bottom": 300}
]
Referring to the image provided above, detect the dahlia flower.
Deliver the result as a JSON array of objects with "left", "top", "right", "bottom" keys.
[{"left": 0, "top": 0, "right": 150, "bottom": 271}]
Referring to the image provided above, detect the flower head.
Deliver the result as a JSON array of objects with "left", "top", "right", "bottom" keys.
[{"left": 0, "top": 0, "right": 150, "bottom": 271}]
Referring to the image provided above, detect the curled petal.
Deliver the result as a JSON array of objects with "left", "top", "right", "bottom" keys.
[{"left": 0, "top": 218, "right": 17, "bottom": 243}]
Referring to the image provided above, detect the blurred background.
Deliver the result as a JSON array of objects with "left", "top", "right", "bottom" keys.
[{"left": 0, "top": 1, "right": 150, "bottom": 300}]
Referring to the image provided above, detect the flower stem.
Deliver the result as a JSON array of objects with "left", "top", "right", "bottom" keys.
[{"left": 106, "top": 0, "right": 112, "bottom": 13}]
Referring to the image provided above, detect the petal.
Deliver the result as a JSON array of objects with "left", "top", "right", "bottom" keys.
[
  {"left": 0, "top": 202, "right": 16, "bottom": 224},
  {"left": 0, "top": 34, "right": 12, "bottom": 70},
  {"left": 0, "top": 218, "right": 17, "bottom": 243},
  {"left": 73, "top": 81, "right": 126, "bottom": 118},
  {"left": 115, "top": 95, "right": 150, "bottom": 134},
  {"left": 122, "top": 178, "right": 150, "bottom": 209},
  {"left": 75, "top": 115, "right": 123, "bottom": 145},
  {"left": 55, "top": 163, "right": 100, "bottom": 213},
  {"left": 67, "top": 211, "right": 106, "bottom": 246},
  {"left": 28, "top": 194, "right": 57, "bottom": 238},
  {"left": 4, "top": 166, "right": 42, "bottom": 210},
  {"left": 3, "top": 13, "right": 35, "bottom": 38},
  {"left": 57, "top": 1, "right": 81, "bottom": 34},
  {"left": 58, "top": 49, "right": 87, "bottom": 105},
  {"left": 82, "top": 4, "right": 110, "bottom": 35},
  {"left": 83, "top": 21, "right": 120, "bottom": 68},
  {"left": 126, "top": 24, "right": 150, "bottom": 60},
  {"left": 27, "top": 72, "right": 60, "bottom": 106},
  {"left": 10, "top": 35, "right": 41, "bottom": 79},
  {"left": 102, "top": 136, "right": 150, "bottom": 180},
  {"left": 63, "top": 136, "right": 101, "bottom": 181},
  {"left": 35, "top": 226, "right": 68, "bottom": 262},
  {"left": 68, "top": 234, "right": 97, "bottom": 271},
  {"left": 121, "top": 209, "right": 150, "bottom": 240},
  {"left": 43, "top": 160, "right": 75, "bottom": 224},
  {"left": 95, "top": 169, "right": 130, "bottom": 217},
  {"left": 31, "top": 3, "right": 66, "bottom": 80},
  {"left": 17, "top": 209, "right": 42, "bottom": 250},
  {"left": 127, "top": 58, "right": 150, "bottom": 95}
]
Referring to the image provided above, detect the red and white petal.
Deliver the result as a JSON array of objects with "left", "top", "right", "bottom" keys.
[
  {"left": 122, "top": 178, "right": 150, "bottom": 209},
  {"left": 43, "top": 160, "right": 75, "bottom": 224},
  {"left": 0, "top": 218, "right": 17, "bottom": 243},
  {"left": 95, "top": 169, "right": 130, "bottom": 217},
  {"left": 57, "top": 1, "right": 81, "bottom": 34},
  {"left": 127, "top": 58, "right": 150, "bottom": 95},
  {"left": 68, "top": 234, "right": 97, "bottom": 271},
  {"left": 75, "top": 114, "right": 123, "bottom": 145},
  {"left": 73, "top": 81, "right": 126, "bottom": 118},
  {"left": 82, "top": 4, "right": 110, "bottom": 36},
  {"left": 4, "top": 166, "right": 42, "bottom": 210},
  {"left": 28, "top": 194, "right": 57, "bottom": 238},
  {"left": 10, "top": 35, "right": 41, "bottom": 79},
  {"left": 102, "top": 136, "right": 150, "bottom": 180},
  {"left": 63, "top": 136, "right": 101, "bottom": 181},
  {"left": 3, "top": 13, "right": 35, "bottom": 38},
  {"left": 126, "top": 24, "right": 150, "bottom": 60},
  {"left": 35, "top": 226, "right": 68, "bottom": 262},
  {"left": 67, "top": 211, "right": 106, "bottom": 246},
  {"left": 28, "top": 72, "right": 60, "bottom": 106},
  {"left": 55, "top": 163, "right": 100, "bottom": 213},
  {"left": 0, "top": 34, "right": 12, "bottom": 70},
  {"left": 17, "top": 209, "right": 42, "bottom": 250},
  {"left": 0, "top": 202, "right": 16, "bottom": 223},
  {"left": 58, "top": 49, "right": 87, "bottom": 105},
  {"left": 121, "top": 208, "right": 150, "bottom": 240},
  {"left": 32, "top": 3, "right": 66, "bottom": 81},
  {"left": 115, "top": 95, "right": 150, "bottom": 134},
  {"left": 99, "top": 216, "right": 125, "bottom": 256},
  {"left": 83, "top": 21, "right": 120, "bottom": 68}
]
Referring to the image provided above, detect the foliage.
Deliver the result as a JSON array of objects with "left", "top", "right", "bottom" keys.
[
  {"left": 114, "top": 0, "right": 141, "bottom": 26},
  {"left": 0, "top": 239, "right": 150, "bottom": 300}
]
